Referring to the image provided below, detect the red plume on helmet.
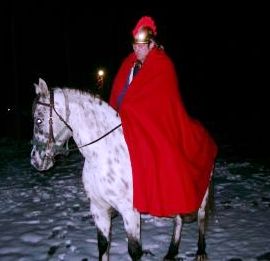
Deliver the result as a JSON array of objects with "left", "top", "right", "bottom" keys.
[{"left": 132, "top": 16, "right": 157, "bottom": 37}]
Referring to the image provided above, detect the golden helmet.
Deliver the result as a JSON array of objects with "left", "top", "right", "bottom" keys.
[{"left": 133, "top": 27, "right": 155, "bottom": 44}]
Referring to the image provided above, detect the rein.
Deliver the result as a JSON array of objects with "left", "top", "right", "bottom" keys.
[
  {"left": 68, "top": 123, "right": 122, "bottom": 152},
  {"left": 34, "top": 89, "right": 122, "bottom": 153}
]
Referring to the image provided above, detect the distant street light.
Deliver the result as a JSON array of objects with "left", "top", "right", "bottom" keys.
[{"left": 97, "top": 69, "right": 105, "bottom": 90}]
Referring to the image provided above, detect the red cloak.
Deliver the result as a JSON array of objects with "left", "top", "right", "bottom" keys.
[{"left": 109, "top": 47, "right": 218, "bottom": 217}]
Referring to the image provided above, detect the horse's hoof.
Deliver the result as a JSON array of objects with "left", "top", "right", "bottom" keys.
[{"left": 196, "top": 254, "right": 208, "bottom": 261}]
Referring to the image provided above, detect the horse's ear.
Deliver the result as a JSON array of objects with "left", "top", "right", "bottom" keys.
[{"left": 34, "top": 78, "right": 49, "bottom": 96}]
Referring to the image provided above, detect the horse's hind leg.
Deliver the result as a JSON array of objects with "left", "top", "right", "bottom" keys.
[
  {"left": 122, "top": 209, "right": 143, "bottom": 260},
  {"left": 91, "top": 203, "right": 112, "bottom": 261},
  {"left": 196, "top": 170, "right": 214, "bottom": 261},
  {"left": 164, "top": 215, "right": 182, "bottom": 260},
  {"left": 196, "top": 185, "right": 210, "bottom": 260}
]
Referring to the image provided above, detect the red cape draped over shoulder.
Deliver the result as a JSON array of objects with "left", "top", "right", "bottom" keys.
[{"left": 109, "top": 47, "right": 218, "bottom": 217}]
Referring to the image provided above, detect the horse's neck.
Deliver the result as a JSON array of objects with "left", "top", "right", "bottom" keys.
[{"left": 61, "top": 88, "right": 121, "bottom": 147}]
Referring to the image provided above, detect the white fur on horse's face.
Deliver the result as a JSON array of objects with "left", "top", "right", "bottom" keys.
[
  {"left": 31, "top": 81, "right": 72, "bottom": 171},
  {"left": 31, "top": 96, "right": 54, "bottom": 171}
]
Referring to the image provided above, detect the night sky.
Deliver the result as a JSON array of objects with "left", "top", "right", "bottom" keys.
[{"left": 1, "top": 3, "right": 268, "bottom": 157}]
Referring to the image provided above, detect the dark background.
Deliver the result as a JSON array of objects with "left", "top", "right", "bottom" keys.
[{"left": 1, "top": 2, "right": 268, "bottom": 159}]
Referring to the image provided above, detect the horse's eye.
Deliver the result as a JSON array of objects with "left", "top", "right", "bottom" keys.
[{"left": 36, "top": 118, "right": 43, "bottom": 125}]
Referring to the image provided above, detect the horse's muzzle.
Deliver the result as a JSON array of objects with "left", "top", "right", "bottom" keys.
[{"left": 30, "top": 149, "right": 55, "bottom": 171}]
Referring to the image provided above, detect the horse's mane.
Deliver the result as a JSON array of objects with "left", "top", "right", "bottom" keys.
[
  {"left": 62, "top": 86, "right": 96, "bottom": 97},
  {"left": 55, "top": 86, "right": 97, "bottom": 97},
  {"left": 55, "top": 86, "right": 105, "bottom": 104},
  {"left": 32, "top": 86, "right": 106, "bottom": 117}
]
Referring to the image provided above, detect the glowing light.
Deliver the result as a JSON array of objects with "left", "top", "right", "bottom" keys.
[
  {"left": 97, "top": 69, "right": 104, "bottom": 77},
  {"left": 96, "top": 68, "right": 105, "bottom": 91}
]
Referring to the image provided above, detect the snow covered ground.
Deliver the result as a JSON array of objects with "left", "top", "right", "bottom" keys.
[{"left": 0, "top": 139, "right": 270, "bottom": 261}]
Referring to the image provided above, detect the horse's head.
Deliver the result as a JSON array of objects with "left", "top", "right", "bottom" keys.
[{"left": 30, "top": 78, "right": 73, "bottom": 171}]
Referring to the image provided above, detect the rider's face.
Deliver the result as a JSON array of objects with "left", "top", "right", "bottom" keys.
[{"left": 133, "top": 43, "right": 152, "bottom": 63}]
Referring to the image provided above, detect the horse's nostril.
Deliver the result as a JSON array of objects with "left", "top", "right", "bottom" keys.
[{"left": 32, "top": 150, "right": 36, "bottom": 157}]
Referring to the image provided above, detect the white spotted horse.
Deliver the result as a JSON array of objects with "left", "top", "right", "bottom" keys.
[{"left": 30, "top": 78, "right": 214, "bottom": 261}]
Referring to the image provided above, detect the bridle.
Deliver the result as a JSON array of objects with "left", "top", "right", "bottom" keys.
[
  {"left": 39, "top": 88, "right": 72, "bottom": 143},
  {"left": 32, "top": 88, "right": 122, "bottom": 155},
  {"left": 32, "top": 89, "right": 72, "bottom": 155}
]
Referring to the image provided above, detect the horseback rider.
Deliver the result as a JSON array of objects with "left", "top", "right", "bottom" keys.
[{"left": 109, "top": 16, "right": 218, "bottom": 217}]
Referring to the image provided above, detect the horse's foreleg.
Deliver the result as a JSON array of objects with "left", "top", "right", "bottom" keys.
[
  {"left": 122, "top": 209, "right": 143, "bottom": 261},
  {"left": 164, "top": 215, "right": 182, "bottom": 260},
  {"left": 91, "top": 204, "right": 112, "bottom": 261},
  {"left": 97, "top": 228, "right": 109, "bottom": 261}
]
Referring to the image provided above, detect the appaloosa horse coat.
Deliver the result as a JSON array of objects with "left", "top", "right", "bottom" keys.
[{"left": 31, "top": 78, "right": 213, "bottom": 261}]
